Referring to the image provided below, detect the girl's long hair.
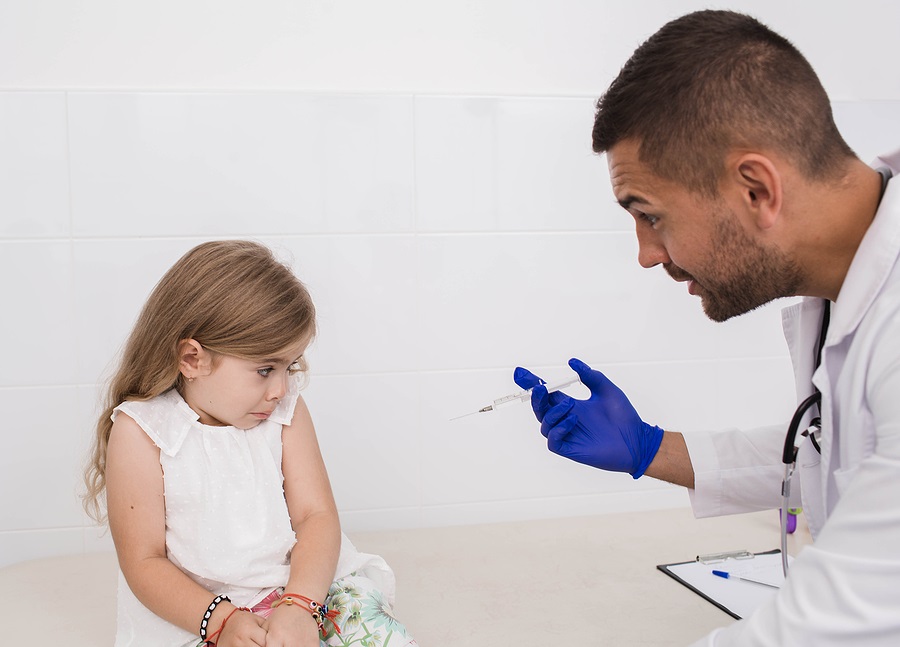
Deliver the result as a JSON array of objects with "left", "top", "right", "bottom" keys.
[{"left": 83, "top": 239, "right": 316, "bottom": 523}]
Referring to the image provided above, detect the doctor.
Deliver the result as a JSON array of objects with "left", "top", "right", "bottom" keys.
[{"left": 515, "top": 10, "right": 900, "bottom": 646}]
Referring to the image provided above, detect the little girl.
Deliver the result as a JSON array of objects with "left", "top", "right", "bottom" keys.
[{"left": 84, "top": 240, "right": 417, "bottom": 647}]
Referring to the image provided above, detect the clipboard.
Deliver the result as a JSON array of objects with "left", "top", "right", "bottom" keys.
[{"left": 657, "top": 549, "right": 790, "bottom": 620}]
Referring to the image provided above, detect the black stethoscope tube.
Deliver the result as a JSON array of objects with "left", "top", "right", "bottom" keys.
[
  {"left": 781, "top": 392, "right": 822, "bottom": 464},
  {"left": 781, "top": 299, "right": 830, "bottom": 464}
]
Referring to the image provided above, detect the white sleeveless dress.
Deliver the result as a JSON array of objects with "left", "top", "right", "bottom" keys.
[{"left": 111, "top": 377, "right": 395, "bottom": 647}]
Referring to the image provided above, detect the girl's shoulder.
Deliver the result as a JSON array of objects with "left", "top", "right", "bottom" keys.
[
  {"left": 112, "top": 389, "right": 197, "bottom": 457},
  {"left": 111, "top": 375, "right": 304, "bottom": 456}
]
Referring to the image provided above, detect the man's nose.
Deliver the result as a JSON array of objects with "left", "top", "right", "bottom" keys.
[{"left": 635, "top": 226, "right": 671, "bottom": 269}]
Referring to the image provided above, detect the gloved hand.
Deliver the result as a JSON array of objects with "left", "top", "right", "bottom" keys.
[{"left": 513, "top": 358, "right": 664, "bottom": 479}]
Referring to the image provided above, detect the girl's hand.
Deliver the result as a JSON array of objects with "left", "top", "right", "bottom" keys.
[
  {"left": 216, "top": 609, "right": 268, "bottom": 647},
  {"left": 262, "top": 603, "right": 322, "bottom": 647}
]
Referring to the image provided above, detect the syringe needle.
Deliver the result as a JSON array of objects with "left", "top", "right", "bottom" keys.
[
  {"left": 449, "top": 404, "right": 494, "bottom": 421},
  {"left": 450, "top": 376, "right": 581, "bottom": 422}
]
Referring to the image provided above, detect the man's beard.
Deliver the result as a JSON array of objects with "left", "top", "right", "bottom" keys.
[{"left": 665, "top": 212, "right": 803, "bottom": 322}]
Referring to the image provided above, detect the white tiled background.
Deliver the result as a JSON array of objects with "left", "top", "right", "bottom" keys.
[{"left": 1, "top": 0, "right": 898, "bottom": 567}]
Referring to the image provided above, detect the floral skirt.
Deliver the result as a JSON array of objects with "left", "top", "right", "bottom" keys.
[{"left": 251, "top": 573, "right": 418, "bottom": 647}]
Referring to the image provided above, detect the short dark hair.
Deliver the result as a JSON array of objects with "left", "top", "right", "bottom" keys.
[{"left": 592, "top": 10, "right": 855, "bottom": 195}]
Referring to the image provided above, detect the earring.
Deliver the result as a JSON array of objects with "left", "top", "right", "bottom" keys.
[{"left": 188, "top": 377, "right": 194, "bottom": 383}]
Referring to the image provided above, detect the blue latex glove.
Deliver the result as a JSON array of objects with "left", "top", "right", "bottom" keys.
[{"left": 513, "top": 358, "right": 664, "bottom": 479}]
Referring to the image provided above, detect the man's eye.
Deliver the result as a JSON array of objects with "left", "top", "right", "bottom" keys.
[
  {"left": 637, "top": 211, "right": 659, "bottom": 226},
  {"left": 258, "top": 367, "right": 274, "bottom": 377}
]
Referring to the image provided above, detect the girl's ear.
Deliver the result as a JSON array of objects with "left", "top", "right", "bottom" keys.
[{"left": 178, "top": 339, "right": 212, "bottom": 379}]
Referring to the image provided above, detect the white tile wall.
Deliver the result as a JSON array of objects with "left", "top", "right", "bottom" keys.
[
  {"left": 67, "top": 93, "right": 415, "bottom": 237},
  {"left": 305, "top": 373, "right": 421, "bottom": 513},
  {"left": 0, "top": 241, "right": 78, "bottom": 387},
  {"left": 0, "top": 93, "right": 71, "bottom": 238},
  {"left": 1, "top": 89, "right": 897, "bottom": 568},
  {"left": 832, "top": 101, "right": 900, "bottom": 166},
  {"left": 77, "top": 384, "right": 117, "bottom": 556},
  {"left": 415, "top": 231, "right": 721, "bottom": 371},
  {"left": 265, "top": 235, "right": 420, "bottom": 375},
  {"left": 4, "top": 1, "right": 899, "bottom": 99},
  {"left": 72, "top": 238, "right": 210, "bottom": 383},
  {"left": 415, "top": 97, "right": 616, "bottom": 233},
  {"left": 0, "top": 387, "right": 84, "bottom": 531}
]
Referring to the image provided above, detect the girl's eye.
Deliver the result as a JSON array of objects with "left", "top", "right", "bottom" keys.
[
  {"left": 257, "top": 367, "right": 274, "bottom": 377},
  {"left": 287, "top": 361, "right": 302, "bottom": 375}
]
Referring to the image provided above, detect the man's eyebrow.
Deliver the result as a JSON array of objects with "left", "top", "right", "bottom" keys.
[{"left": 617, "top": 195, "right": 650, "bottom": 211}]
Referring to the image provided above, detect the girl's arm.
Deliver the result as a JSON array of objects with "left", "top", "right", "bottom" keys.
[
  {"left": 263, "top": 394, "right": 342, "bottom": 646},
  {"left": 106, "top": 413, "right": 266, "bottom": 646}
]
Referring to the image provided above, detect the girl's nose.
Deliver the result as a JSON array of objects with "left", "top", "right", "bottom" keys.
[{"left": 267, "top": 375, "right": 287, "bottom": 401}]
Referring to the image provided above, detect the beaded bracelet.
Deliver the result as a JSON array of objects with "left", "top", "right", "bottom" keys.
[
  {"left": 203, "top": 605, "right": 250, "bottom": 646},
  {"left": 199, "top": 594, "right": 231, "bottom": 642},
  {"left": 272, "top": 592, "right": 341, "bottom": 636}
]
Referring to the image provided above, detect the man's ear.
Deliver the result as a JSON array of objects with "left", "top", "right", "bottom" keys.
[
  {"left": 732, "top": 153, "right": 783, "bottom": 230},
  {"left": 178, "top": 339, "right": 212, "bottom": 379}
]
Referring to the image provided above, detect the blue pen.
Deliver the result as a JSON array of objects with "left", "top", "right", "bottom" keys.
[{"left": 712, "top": 570, "right": 780, "bottom": 589}]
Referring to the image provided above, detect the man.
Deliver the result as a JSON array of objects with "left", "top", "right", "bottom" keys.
[{"left": 515, "top": 10, "right": 900, "bottom": 645}]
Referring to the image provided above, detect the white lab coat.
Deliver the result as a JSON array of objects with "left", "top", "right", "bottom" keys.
[{"left": 684, "top": 148, "right": 900, "bottom": 646}]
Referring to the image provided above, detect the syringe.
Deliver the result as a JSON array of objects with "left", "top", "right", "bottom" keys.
[{"left": 450, "top": 376, "right": 581, "bottom": 421}]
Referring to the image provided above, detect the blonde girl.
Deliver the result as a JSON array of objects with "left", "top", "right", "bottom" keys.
[{"left": 85, "top": 240, "right": 416, "bottom": 647}]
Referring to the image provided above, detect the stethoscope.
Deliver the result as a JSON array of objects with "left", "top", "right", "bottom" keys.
[{"left": 779, "top": 166, "right": 893, "bottom": 576}]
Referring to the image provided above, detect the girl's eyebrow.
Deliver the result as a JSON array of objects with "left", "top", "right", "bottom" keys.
[{"left": 259, "top": 354, "right": 303, "bottom": 365}]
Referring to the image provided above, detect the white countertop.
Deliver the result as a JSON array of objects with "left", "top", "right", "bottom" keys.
[
  {"left": 0, "top": 506, "right": 812, "bottom": 646},
  {"left": 352, "top": 506, "right": 812, "bottom": 646}
]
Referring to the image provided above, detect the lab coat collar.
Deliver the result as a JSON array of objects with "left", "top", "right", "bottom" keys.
[{"left": 874, "top": 147, "right": 900, "bottom": 175}]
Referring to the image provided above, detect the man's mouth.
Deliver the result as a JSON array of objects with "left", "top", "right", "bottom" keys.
[{"left": 664, "top": 264, "right": 701, "bottom": 296}]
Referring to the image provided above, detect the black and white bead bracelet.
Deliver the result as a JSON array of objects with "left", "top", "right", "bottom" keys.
[{"left": 199, "top": 594, "right": 231, "bottom": 641}]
